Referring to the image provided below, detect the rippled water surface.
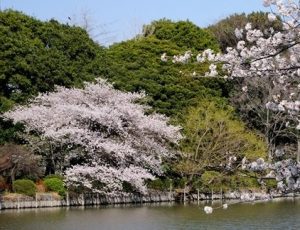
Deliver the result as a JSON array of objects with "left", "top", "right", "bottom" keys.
[{"left": 1, "top": 198, "right": 300, "bottom": 230}]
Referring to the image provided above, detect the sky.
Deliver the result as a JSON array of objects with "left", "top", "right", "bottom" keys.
[{"left": 1, "top": 0, "right": 268, "bottom": 45}]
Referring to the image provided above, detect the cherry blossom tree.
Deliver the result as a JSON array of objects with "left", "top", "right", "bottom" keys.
[
  {"left": 198, "top": 0, "right": 299, "bottom": 159},
  {"left": 4, "top": 79, "right": 182, "bottom": 195},
  {"left": 161, "top": 0, "right": 300, "bottom": 193},
  {"left": 231, "top": 75, "right": 299, "bottom": 160},
  {"left": 166, "top": 0, "right": 299, "bottom": 161},
  {"left": 197, "top": 0, "right": 300, "bottom": 192}
]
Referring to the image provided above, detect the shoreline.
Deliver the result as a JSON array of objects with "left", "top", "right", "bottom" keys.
[
  {"left": 0, "top": 191, "right": 174, "bottom": 210},
  {"left": 1, "top": 190, "right": 299, "bottom": 210}
]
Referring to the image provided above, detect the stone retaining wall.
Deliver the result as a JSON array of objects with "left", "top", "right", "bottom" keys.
[
  {"left": 1, "top": 190, "right": 298, "bottom": 210},
  {"left": 0, "top": 191, "right": 175, "bottom": 210}
]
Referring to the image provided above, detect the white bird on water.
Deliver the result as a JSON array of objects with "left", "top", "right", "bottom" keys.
[
  {"left": 204, "top": 206, "right": 213, "bottom": 214},
  {"left": 203, "top": 203, "right": 229, "bottom": 214}
]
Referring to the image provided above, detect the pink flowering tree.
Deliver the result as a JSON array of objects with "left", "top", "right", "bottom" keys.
[
  {"left": 161, "top": 0, "right": 300, "bottom": 192},
  {"left": 198, "top": 0, "right": 300, "bottom": 159},
  {"left": 4, "top": 79, "right": 182, "bottom": 194},
  {"left": 193, "top": 0, "right": 300, "bottom": 193},
  {"left": 197, "top": 0, "right": 300, "bottom": 192},
  {"left": 163, "top": 0, "right": 299, "bottom": 161}
]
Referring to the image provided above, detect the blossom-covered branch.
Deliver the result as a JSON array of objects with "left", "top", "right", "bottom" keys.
[{"left": 171, "top": 0, "right": 300, "bottom": 130}]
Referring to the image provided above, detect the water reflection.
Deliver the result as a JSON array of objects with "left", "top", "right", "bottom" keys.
[{"left": 1, "top": 198, "right": 300, "bottom": 230}]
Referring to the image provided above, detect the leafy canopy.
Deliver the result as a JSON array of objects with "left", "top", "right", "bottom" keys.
[
  {"left": 0, "top": 10, "right": 107, "bottom": 110},
  {"left": 107, "top": 20, "right": 230, "bottom": 117}
]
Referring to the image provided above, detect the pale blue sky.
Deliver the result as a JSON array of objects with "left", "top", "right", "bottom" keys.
[{"left": 1, "top": 0, "right": 267, "bottom": 45}]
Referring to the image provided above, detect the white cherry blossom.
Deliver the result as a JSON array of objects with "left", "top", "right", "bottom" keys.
[{"left": 4, "top": 79, "right": 182, "bottom": 194}]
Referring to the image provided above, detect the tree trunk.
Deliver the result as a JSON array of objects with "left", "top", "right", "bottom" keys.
[
  {"left": 266, "top": 108, "right": 273, "bottom": 161},
  {"left": 183, "top": 184, "right": 186, "bottom": 203},
  {"left": 45, "top": 142, "right": 56, "bottom": 175},
  {"left": 10, "top": 165, "right": 16, "bottom": 191},
  {"left": 297, "top": 139, "right": 300, "bottom": 164},
  {"left": 45, "top": 159, "right": 55, "bottom": 175}
]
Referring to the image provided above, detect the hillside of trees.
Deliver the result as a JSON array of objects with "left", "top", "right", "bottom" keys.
[
  {"left": 1, "top": 9, "right": 296, "bottom": 197},
  {"left": 106, "top": 19, "right": 230, "bottom": 117}
]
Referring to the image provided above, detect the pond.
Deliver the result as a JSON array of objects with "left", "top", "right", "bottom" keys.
[{"left": 1, "top": 198, "right": 300, "bottom": 230}]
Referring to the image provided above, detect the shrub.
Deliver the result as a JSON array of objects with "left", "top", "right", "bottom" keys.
[
  {"left": 45, "top": 174, "right": 64, "bottom": 180},
  {"left": 147, "top": 178, "right": 172, "bottom": 191},
  {"left": 238, "top": 176, "right": 260, "bottom": 189},
  {"left": 199, "top": 171, "right": 225, "bottom": 192},
  {"left": 44, "top": 178, "right": 66, "bottom": 197},
  {"left": 13, "top": 179, "right": 36, "bottom": 197},
  {"left": 265, "top": 179, "right": 277, "bottom": 190}
]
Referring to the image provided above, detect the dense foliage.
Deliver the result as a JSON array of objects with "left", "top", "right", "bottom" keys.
[
  {"left": 208, "top": 11, "right": 282, "bottom": 52},
  {"left": 0, "top": 10, "right": 108, "bottom": 149},
  {"left": 174, "top": 99, "right": 266, "bottom": 189},
  {"left": 179, "top": 99, "right": 266, "bottom": 169},
  {"left": 13, "top": 179, "right": 36, "bottom": 197},
  {"left": 0, "top": 118, "right": 24, "bottom": 144},
  {"left": 0, "top": 10, "right": 107, "bottom": 110},
  {"left": 142, "top": 19, "right": 219, "bottom": 51},
  {"left": 106, "top": 20, "right": 230, "bottom": 117},
  {"left": 44, "top": 177, "right": 66, "bottom": 197}
]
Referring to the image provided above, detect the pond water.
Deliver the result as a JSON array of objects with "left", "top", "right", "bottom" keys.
[{"left": 1, "top": 198, "right": 300, "bottom": 230}]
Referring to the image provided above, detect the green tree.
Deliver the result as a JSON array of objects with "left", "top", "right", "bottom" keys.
[
  {"left": 208, "top": 11, "right": 282, "bottom": 52},
  {"left": 107, "top": 21, "right": 229, "bottom": 117},
  {"left": 0, "top": 10, "right": 107, "bottom": 109},
  {"left": 176, "top": 99, "right": 267, "bottom": 183},
  {"left": 0, "top": 10, "right": 108, "bottom": 146},
  {"left": 142, "top": 19, "right": 219, "bottom": 51}
]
